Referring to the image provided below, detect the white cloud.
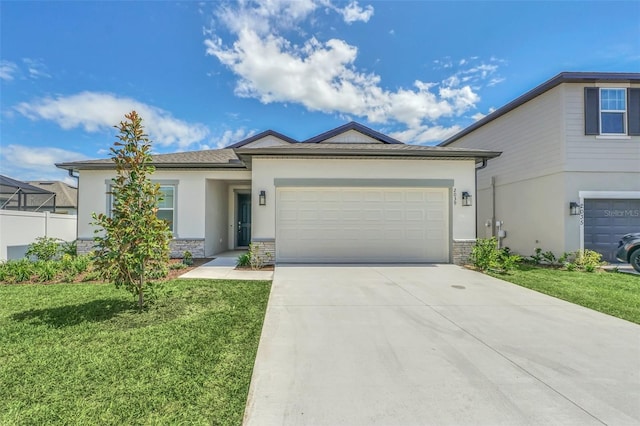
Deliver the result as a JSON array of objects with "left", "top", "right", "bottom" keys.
[
  {"left": 471, "top": 112, "right": 486, "bottom": 121},
  {"left": 22, "top": 58, "right": 51, "bottom": 79},
  {"left": 205, "top": 0, "right": 483, "bottom": 137},
  {"left": 0, "top": 58, "right": 52, "bottom": 81},
  {"left": 0, "top": 60, "right": 19, "bottom": 81},
  {"left": 336, "top": 1, "right": 374, "bottom": 24},
  {"left": 390, "top": 124, "right": 462, "bottom": 145},
  {"left": 0, "top": 144, "right": 89, "bottom": 182},
  {"left": 198, "top": 128, "right": 257, "bottom": 149},
  {"left": 14, "top": 92, "right": 210, "bottom": 149}
]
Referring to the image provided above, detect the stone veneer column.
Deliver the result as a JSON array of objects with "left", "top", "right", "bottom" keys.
[
  {"left": 169, "top": 239, "right": 205, "bottom": 258},
  {"left": 251, "top": 238, "right": 275, "bottom": 265},
  {"left": 452, "top": 239, "right": 476, "bottom": 265}
]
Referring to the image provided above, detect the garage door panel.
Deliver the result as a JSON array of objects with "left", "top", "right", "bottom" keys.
[
  {"left": 584, "top": 198, "right": 640, "bottom": 262},
  {"left": 277, "top": 187, "right": 449, "bottom": 263}
]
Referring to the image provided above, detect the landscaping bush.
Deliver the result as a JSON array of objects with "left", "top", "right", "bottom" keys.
[
  {"left": 470, "top": 238, "right": 521, "bottom": 273},
  {"left": 573, "top": 249, "right": 603, "bottom": 272},
  {"left": 237, "top": 252, "right": 251, "bottom": 267},
  {"left": 25, "top": 237, "right": 63, "bottom": 261},
  {"left": 182, "top": 250, "right": 194, "bottom": 266},
  {"left": 525, "top": 248, "right": 604, "bottom": 272}
]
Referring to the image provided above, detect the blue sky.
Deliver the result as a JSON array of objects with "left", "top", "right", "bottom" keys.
[{"left": 1, "top": 0, "right": 639, "bottom": 184}]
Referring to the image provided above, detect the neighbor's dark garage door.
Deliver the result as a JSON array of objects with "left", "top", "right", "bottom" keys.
[{"left": 583, "top": 199, "right": 640, "bottom": 262}]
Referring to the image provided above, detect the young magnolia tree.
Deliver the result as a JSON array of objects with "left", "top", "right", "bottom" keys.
[{"left": 92, "top": 111, "right": 172, "bottom": 310}]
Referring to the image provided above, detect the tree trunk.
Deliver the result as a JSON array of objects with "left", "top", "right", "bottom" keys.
[{"left": 138, "top": 263, "right": 145, "bottom": 311}]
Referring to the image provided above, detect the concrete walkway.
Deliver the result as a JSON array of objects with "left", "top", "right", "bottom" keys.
[
  {"left": 244, "top": 264, "right": 640, "bottom": 426},
  {"left": 178, "top": 251, "right": 273, "bottom": 280}
]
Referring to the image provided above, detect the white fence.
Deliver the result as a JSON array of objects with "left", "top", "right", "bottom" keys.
[{"left": 0, "top": 210, "right": 77, "bottom": 260}]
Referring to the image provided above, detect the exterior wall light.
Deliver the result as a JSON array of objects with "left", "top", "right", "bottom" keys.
[
  {"left": 569, "top": 201, "right": 580, "bottom": 216},
  {"left": 461, "top": 191, "right": 472, "bottom": 207},
  {"left": 259, "top": 190, "right": 266, "bottom": 206}
]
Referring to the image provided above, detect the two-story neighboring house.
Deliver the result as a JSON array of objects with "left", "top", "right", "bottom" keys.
[{"left": 440, "top": 72, "right": 640, "bottom": 262}]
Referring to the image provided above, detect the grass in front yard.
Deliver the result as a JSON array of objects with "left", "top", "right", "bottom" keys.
[
  {"left": 0, "top": 279, "right": 271, "bottom": 425},
  {"left": 489, "top": 266, "right": 640, "bottom": 324}
]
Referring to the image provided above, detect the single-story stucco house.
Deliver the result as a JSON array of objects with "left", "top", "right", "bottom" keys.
[{"left": 57, "top": 122, "right": 500, "bottom": 264}]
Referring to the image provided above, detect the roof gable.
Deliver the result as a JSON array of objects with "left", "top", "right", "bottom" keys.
[
  {"left": 226, "top": 130, "right": 297, "bottom": 148},
  {"left": 303, "top": 122, "right": 403, "bottom": 144}
]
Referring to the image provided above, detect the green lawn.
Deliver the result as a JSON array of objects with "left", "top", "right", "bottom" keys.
[
  {"left": 489, "top": 266, "right": 640, "bottom": 324},
  {"left": 0, "top": 279, "right": 271, "bottom": 425}
]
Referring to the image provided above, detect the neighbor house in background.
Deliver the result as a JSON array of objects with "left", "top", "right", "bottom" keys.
[
  {"left": 0, "top": 175, "right": 77, "bottom": 260},
  {"left": 440, "top": 72, "right": 640, "bottom": 262},
  {"left": 57, "top": 122, "right": 500, "bottom": 264},
  {"left": 27, "top": 181, "right": 78, "bottom": 215}
]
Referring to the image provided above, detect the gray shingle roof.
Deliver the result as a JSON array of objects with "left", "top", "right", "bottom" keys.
[
  {"left": 28, "top": 181, "right": 78, "bottom": 208},
  {"left": 57, "top": 149, "right": 242, "bottom": 170}
]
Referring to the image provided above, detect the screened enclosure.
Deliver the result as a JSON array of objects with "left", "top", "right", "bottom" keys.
[{"left": 0, "top": 175, "right": 57, "bottom": 212}]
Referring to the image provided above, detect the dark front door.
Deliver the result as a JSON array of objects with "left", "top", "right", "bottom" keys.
[{"left": 237, "top": 193, "right": 251, "bottom": 247}]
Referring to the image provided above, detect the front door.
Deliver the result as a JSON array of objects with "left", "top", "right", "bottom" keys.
[{"left": 237, "top": 193, "right": 251, "bottom": 247}]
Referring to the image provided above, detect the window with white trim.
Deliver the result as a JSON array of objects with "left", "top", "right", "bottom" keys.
[
  {"left": 584, "top": 87, "right": 640, "bottom": 136},
  {"left": 600, "top": 88, "right": 626, "bottom": 135},
  {"left": 156, "top": 185, "right": 175, "bottom": 232},
  {"left": 106, "top": 181, "right": 177, "bottom": 233}
]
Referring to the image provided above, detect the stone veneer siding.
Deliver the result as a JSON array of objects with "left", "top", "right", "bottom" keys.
[
  {"left": 452, "top": 239, "right": 476, "bottom": 265},
  {"left": 76, "top": 238, "right": 205, "bottom": 259},
  {"left": 76, "top": 238, "right": 96, "bottom": 255},
  {"left": 251, "top": 239, "right": 275, "bottom": 265},
  {"left": 169, "top": 239, "right": 205, "bottom": 258}
]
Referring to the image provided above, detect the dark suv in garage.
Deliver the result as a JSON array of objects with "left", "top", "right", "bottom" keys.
[{"left": 616, "top": 233, "right": 640, "bottom": 273}]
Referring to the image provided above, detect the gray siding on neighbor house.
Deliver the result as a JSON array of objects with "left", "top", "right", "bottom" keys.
[
  {"left": 563, "top": 83, "right": 640, "bottom": 172},
  {"left": 450, "top": 84, "right": 565, "bottom": 191}
]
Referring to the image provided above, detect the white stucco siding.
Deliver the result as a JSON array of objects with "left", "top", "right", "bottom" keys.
[
  {"left": 563, "top": 83, "right": 640, "bottom": 172},
  {"left": 205, "top": 180, "right": 229, "bottom": 256},
  {"left": 77, "top": 169, "right": 250, "bottom": 242},
  {"left": 251, "top": 157, "right": 476, "bottom": 241}
]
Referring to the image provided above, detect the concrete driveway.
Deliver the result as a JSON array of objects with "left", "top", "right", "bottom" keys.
[{"left": 243, "top": 265, "right": 640, "bottom": 426}]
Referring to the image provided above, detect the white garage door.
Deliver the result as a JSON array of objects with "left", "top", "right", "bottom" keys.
[{"left": 276, "top": 187, "right": 449, "bottom": 263}]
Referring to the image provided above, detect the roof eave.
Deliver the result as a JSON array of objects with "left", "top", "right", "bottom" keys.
[
  {"left": 55, "top": 162, "right": 248, "bottom": 171},
  {"left": 235, "top": 148, "right": 501, "bottom": 162}
]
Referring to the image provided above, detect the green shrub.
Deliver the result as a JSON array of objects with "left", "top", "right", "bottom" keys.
[
  {"left": 528, "top": 248, "right": 543, "bottom": 265},
  {"left": 574, "top": 249, "right": 603, "bottom": 272},
  {"left": 237, "top": 252, "right": 250, "bottom": 267},
  {"left": 1, "top": 259, "right": 35, "bottom": 283},
  {"left": 34, "top": 260, "right": 61, "bottom": 282},
  {"left": 26, "top": 237, "right": 62, "bottom": 261},
  {"left": 182, "top": 251, "right": 194, "bottom": 266},
  {"left": 471, "top": 238, "right": 521, "bottom": 272},
  {"left": 60, "top": 240, "right": 78, "bottom": 257},
  {"left": 542, "top": 251, "right": 557, "bottom": 265},
  {"left": 498, "top": 247, "right": 522, "bottom": 271},
  {"left": 169, "top": 262, "right": 187, "bottom": 270},
  {"left": 470, "top": 238, "right": 500, "bottom": 271}
]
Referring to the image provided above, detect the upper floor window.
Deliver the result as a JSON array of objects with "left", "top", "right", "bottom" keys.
[
  {"left": 585, "top": 87, "right": 640, "bottom": 136},
  {"left": 600, "top": 88, "right": 626, "bottom": 134}
]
